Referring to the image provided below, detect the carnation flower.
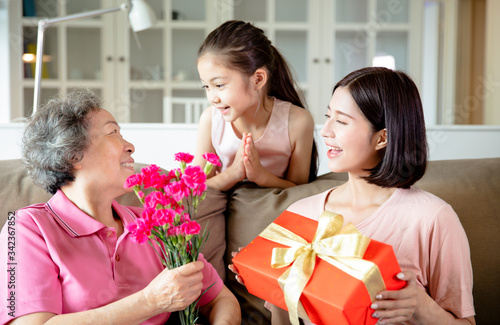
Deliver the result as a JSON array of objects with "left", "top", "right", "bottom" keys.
[
  {"left": 124, "top": 152, "right": 219, "bottom": 325},
  {"left": 175, "top": 152, "right": 194, "bottom": 164},
  {"left": 202, "top": 152, "right": 221, "bottom": 166}
]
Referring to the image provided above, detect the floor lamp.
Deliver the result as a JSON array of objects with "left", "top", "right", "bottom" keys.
[{"left": 32, "top": 0, "right": 157, "bottom": 114}]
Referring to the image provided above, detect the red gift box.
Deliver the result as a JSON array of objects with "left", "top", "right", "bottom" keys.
[{"left": 232, "top": 210, "right": 405, "bottom": 325}]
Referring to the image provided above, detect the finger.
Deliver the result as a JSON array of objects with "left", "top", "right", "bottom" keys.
[
  {"left": 176, "top": 261, "right": 204, "bottom": 276},
  {"left": 235, "top": 274, "right": 245, "bottom": 285},
  {"left": 397, "top": 271, "right": 416, "bottom": 283},
  {"left": 375, "top": 315, "right": 412, "bottom": 325},
  {"left": 243, "top": 156, "right": 251, "bottom": 167},
  {"left": 228, "top": 264, "right": 239, "bottom": 275},
  {"left": 371, "top": 295, "right": 415, "bottom": 311}
]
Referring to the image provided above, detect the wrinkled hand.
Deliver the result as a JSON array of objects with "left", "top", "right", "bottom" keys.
[
  {"left": 242, "top": 133, "right": 265, "bottom": 184},
  {"left": 143, "top": 261, "right": 204, "bottom": 313},
  {"left": 371, "top": 271, "right": 418, "bottom": 324},
  {"left": 228, "top": 248, "right": 245, "bottom": 286}
]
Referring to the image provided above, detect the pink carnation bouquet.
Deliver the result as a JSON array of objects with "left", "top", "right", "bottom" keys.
[{"left": 124, "top": 152, "right": 220, "bottom": 325}]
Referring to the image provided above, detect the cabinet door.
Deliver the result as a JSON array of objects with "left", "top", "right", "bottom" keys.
[
  {"left": 20, "top": 0, "right": 107, "bottom": 116},
  {"left": 124, "top": 0, "right": 215, "bottom": 123},
  {"left": 233, "top": 0, "right": 318, "bottom": 119}
]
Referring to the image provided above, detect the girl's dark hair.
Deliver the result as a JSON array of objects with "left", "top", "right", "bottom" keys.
[
  {"left": 22, "top": 89, "right": 102, "bottom": 194},
  {"left": 334, "top": 67, "right": 428, "bottom": 188},
  {"left": 198, "top": 20, "right": 318, "bottom": 181}
]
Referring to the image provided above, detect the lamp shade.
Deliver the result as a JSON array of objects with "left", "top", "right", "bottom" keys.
[{"left": 129, "top": 0, "right": 157, "bottom": 32}]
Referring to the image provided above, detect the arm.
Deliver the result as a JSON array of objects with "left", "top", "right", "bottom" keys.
[
  {"left": 9, "top": 262, "right": 205, "bottom": 325},
  {"left": 194, "top": 107, "right": 246, "bottom": 191},
  {"left": 199, "top": 285, "right": 241, "bottom": 325},
  {"left": 243, "top": 134, "right": 296, "bottom": 188},
  {"left": 194, "top": 107, "right": 216, "bottom": 177},
  {"left": 285, "top": 106, "right": 315, "bottom": 185},
  {"left": 371, "top": 271, "right": 476, "bottom": 325},
  {"left": 372, "top": 204, "right": 475, "bottom": 325},
  {"left": 243, "top": 106, "right": 315, "bottom": 188}
]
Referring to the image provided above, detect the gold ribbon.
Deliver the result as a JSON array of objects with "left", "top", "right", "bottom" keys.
[{"left": 259, "top": 211, "right": 386, "bottom": 325}]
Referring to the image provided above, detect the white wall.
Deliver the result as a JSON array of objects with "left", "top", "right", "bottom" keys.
[{"left": 2, "top": 123, "right": 500, "bottom": 176}]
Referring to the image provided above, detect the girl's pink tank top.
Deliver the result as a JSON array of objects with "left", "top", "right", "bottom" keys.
[{"left": 211, "top": 98, "right": 292, "bottom": 178}]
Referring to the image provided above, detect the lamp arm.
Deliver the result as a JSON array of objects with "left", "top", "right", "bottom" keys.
[{"left": 32, "top": 4, "right": 129, "bottom": 114}]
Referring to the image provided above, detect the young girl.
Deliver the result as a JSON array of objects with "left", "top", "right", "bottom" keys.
[
  {"left": 194, "top": 20, "right": 318, "bottom": 191},
  {"left": 233, "top": 67, "right": 475, "bottom": 325}
]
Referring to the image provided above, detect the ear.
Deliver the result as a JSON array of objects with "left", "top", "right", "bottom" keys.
[
  {"left": 375, "top": 128, "right": 388, "bottom": 151},
  {"left": 73, "top": 162, "right": 83, "bottom": 170},
  {"left": 252, "top": 68, "right": 268, "bottom": 90}
]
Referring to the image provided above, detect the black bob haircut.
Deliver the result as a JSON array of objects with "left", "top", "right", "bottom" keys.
[{"left": 334, "top": 67, "right": 428, "bottom": 188}]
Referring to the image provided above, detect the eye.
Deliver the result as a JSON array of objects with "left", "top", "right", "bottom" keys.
[
  {"left": 335, "top": 119, "right": 347, "bottom": 125},
  {"left": 216, "top": 84, "right": 225, "bottom": 88},
  {"left": 324, "top": 113, "right": 331, "bottom": 119},
  {"left": 201, "top": 85, "right": 208, "bottom": 90}
]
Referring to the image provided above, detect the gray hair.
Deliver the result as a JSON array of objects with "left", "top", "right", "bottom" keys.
[{"left": 22, "top": 89, "right": 102, "bottom": 194}]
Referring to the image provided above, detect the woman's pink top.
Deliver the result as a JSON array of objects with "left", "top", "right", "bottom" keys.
[
  {"left": 0, "top": 190, "right": 223, "bottom": 324},
  {"left": 211, "top": 98, "right": 292, "bottom": 178}
]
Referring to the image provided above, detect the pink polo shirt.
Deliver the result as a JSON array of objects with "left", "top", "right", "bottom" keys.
[{"left": 0, "top": 190, "right": 223, "bottom": 324}]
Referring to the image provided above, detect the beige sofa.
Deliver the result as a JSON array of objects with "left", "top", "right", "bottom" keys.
[{"left": 1, "top": 158, "right": 499, "bottom": 324}]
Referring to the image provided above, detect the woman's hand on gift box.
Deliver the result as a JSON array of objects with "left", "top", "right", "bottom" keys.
[
  {"left": 370, "top": 270, "right": 476, "bottom": 325},
  {"left": 370, "top": 271, "right": 418, "bottom": 324},
  {"left": 228, "top": 248, "right": 245, "bottom": 285}
]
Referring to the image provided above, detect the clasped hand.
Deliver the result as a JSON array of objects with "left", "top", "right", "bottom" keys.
[{"left": 228, "top": 133, "right": 266, "bottom": 184}]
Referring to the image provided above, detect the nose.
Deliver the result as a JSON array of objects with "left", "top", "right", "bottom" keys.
[
  {"left": 124, "top": 138, "right": 135, "bottom": 154},
  {"left": 207, "top": 89, "right": 220, "bottom": 104},
  {"left": 320, "top": 119, "right": 334, "bottom": 139}
]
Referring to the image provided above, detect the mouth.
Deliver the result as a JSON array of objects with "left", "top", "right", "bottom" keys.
[
  {"left": 326, "top": 145, "right": 343, "bottom": 158},
  {"left": 121, "top": 160, "right": 135, "bottom": 170},
  {"left": 214, "top": 105, "right": 230, "bottom": 114}
]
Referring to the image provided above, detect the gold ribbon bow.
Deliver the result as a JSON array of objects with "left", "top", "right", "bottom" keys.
[{"left": 259, "top": 211, "right": 386, "bottom": 325}]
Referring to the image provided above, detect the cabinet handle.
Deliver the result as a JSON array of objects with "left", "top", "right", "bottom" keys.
[
  {"left": 325, "top": 58, "right": 331, "bottom": 64},
  {"left": 119, "top": 56, "right": 125, "bottom": 62},
  {"left": 106, "top": 56, "right": 113, "bottom": 62},
  {"left": 313, "top": 58, "right": 320, "bottom": 63}
]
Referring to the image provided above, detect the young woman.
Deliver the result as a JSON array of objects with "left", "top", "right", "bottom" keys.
[
  {"left": 233, "top": 67, "right": 475, "bottom": 325},
  {"left": 194, "top": 20, "right": 318, "bottom": 191}
]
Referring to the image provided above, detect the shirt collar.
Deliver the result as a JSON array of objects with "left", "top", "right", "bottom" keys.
[{"left": 46, "top": 190, "right": 138, "bottom": 237}]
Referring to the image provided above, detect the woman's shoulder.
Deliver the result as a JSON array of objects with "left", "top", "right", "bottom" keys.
[
  {"left": 399, "top": 187, "right": 451, "bottom": 207},
  {"left": 287, "top": 188, "right": 333, "bottom": 220},
  {"left": 395, "top": 187, "right": 459, "bottom": 223},
  {"left": 15, "top": 203, "right": 50, "bottom": 221}
]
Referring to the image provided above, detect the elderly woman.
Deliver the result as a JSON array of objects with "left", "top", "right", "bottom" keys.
[{"left": 0, "top": 89, "right": 240, "bottom": 324}]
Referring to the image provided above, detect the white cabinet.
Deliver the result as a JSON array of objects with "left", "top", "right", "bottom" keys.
[
  {"left": 5, "top": 0, "right": 422, "bottom": 124},
  {"left": 11, "top": 0, "right": 222, "bottom": 123},
  {"left": 230, "top": 0, "right": 423, "bottom": 123}
]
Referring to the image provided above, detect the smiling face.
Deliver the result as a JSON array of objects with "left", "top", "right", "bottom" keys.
[
  {"left": 74, "top": 109, "right": 136, "bottom": 194},
  {"left": 320, "top": 87, "right": 387, "bottom": 175},
  {"left": 197, "top": 54, "right": 259, "bottom": 123}
]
